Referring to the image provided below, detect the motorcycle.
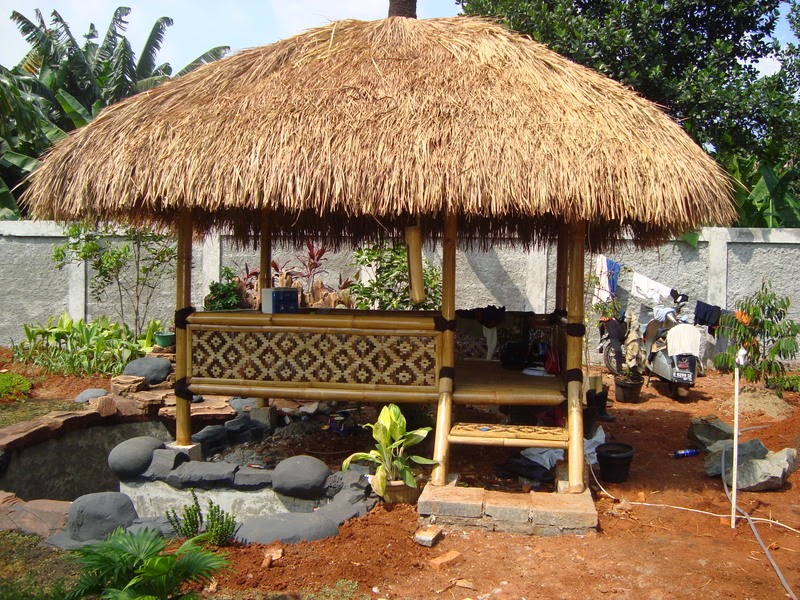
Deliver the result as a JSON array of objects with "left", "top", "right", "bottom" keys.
[
  {"left": 600, "top": 299, "right": 702, "bottom": 398},
  {"left": 641, "top": 300, "right": 701, "bottom": 398}
]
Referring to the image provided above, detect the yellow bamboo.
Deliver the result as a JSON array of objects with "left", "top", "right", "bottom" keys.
[
  {"left": 259, "top": 210, "right": 272, "bottom": 304},
  {"left": 188, "top": 323, "right": 439, "bottom": 338},
  {"left": 405, "top": 222, "right": 426, "bottom": 304},
  {"left": 175, "top": 208, "right": 193, "bottom": 446},
  {"left": 188, "top": 311, "right": 439, "bottom": 331},
  {"left": 187, "top": 382, "right": 437, "bottom": 403},
  {"left": 432, "top": 212, "right": 457, "bottom": 486},
  {"left": 566, "top": 220, "right": 586, "bottom": 492}
]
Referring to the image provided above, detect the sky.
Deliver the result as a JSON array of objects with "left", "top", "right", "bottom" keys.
[
  {"left": 0, "top": 1, "right": 462, "bottom": 69},
  {"left": 0, "top": 1, "right": 796, "bottom": 74}
]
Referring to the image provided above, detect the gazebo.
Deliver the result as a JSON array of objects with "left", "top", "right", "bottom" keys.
[{"left": 24, "top": 16, "right": 735, "bottom": 494}]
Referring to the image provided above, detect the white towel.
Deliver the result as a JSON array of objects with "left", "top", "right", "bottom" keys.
[
  {"left": 631, "top": 272, "right": 672, "bottom": 303},
  {"left": 592, "top": 254, "right": 612, "bottom": 304}
]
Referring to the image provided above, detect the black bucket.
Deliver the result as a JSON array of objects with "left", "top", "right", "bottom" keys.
[{"left": 596, "top": 442, "right": 635, "bottom": 483}]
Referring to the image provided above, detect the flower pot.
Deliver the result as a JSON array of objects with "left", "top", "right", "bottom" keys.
[
  {"left": 154, "top": 331, "right": 176, "bottom": 348},
  {"left": 614, "top": 377, "right": 644, "bottom": 403},
  {"left": 381, "top": 480, "right": 422, "bottom": 504},
  {"left": 596, "top": 442, "right": 635, "bottom": 483}
]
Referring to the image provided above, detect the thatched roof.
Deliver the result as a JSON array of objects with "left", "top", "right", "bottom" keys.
[{"left": 24, "top": 16, "right": 735, "bottom": 249}]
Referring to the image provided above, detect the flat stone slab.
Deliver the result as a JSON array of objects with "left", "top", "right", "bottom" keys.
[
  {"left": 159, "top": 394, "right": 235, "bottom": 421},
  {"left": 0, "top": 495, "right": 71, "bottom": 538},
  {"left": 418, "top": 484, "right": 597, "bottom": 535}
]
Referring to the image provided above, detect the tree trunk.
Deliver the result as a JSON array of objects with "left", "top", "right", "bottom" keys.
[{"left": 388, "top": 0, "right": 417, "bottom": 18}]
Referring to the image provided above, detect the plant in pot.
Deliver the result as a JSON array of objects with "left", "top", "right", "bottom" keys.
[
  {"left": 342, "top": 403, "right": 437, "bottom": 504},
  {"left": 614, "top": 366, "right": 645, "bottom": 403}
]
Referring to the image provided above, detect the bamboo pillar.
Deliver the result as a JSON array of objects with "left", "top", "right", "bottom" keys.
[
  {"left": 405, "top": 221, "right": 425, "bottom": 304},
  {"left": 175, "top": 208, "right": 193, "bottom": 446},
  {"left": 431, "top": 212, "right": 457, "bottom": 485},
  {"left": 565, "top": 220, "right": 586, "bottom": 492},
  {"left": 257, "top": 211, "right": 272, "bottom": 409},
  {"left": 555, "top": 221, "right": 569, "bottom": 312}
]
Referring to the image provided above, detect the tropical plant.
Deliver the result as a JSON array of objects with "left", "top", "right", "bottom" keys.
[
  {"left": 714, "top": 279, "right": 800, "bottom": 385},
  {"left": 53, "top": 222, "right": 176, "bottom": 336},
  {"left": 348, "top": 244, "right": 442, "bottom": 310},
  {"left": 1, "top": 7, "right": 229, "bottom": 216},
  {"left": 342, "top": 403, "right": 436, "bottom": 497},
  {"left": 11, "top": 312, "right": 159, "bottom": 376},
  {"left": 165, "top": 490, "right": 204, "bottom": 539},
  {"left": 272, "top": 240, "right": 355, "bottom": 309},
  {"left": 65, "top": 527, "right": 228, "bottom": 600}
]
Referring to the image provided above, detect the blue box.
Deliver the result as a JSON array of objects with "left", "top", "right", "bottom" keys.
[{"left": 261, "top": 288, "right": 299, "bottom": 313}]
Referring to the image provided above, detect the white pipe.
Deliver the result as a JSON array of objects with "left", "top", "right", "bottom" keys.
[{"left": 731, "top": 364, "right": 740, "bottom": 528}]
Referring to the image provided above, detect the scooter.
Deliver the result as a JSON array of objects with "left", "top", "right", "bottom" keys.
[{"left": 641, "top": 301, "right": 701, "bottom": 398}]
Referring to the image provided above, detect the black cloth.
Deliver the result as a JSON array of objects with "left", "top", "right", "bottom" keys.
[
  {"left": 601, "top": 318, "right": 626, "bottom": 373},
  {"left": 694, "top": 300, "right": 721, "bottom": 334}
]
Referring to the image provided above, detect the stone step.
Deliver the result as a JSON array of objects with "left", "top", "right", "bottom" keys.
[{"left": 448, "top": 422, "right": 569, "bottom": 449}]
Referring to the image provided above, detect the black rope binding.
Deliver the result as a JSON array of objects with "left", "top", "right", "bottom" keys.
[
  {"left": 565, "top": 323, "right": 586, "bottom": 337},
  {"left": 439, "top": 366, "right": 456, "bottom": 380},
  {"left": 174, "top": 377, "right": 194, "bottom": 401},
  {"left": 565, "top": 368, "right": 584, "bottom": 383},
  {"left": 549, "top": 309, "right": 568, "bottom": 324},
  {"left": 434, "top": 316, "right": 457, "bottom": 331},
  {"left": 174, "top": 306, "right": 196, "bottom": 330}
]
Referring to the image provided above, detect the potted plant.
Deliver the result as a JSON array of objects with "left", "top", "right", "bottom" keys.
[
  {"left": 614, "top": 366, "right": 645, "bottom": 403},
  {"left": 342, "top": 404, "right": 437, "bottom": 503}
]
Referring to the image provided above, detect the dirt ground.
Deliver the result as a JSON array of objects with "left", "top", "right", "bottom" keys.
[{"left": 3, "top": 351, "right": 800, "bottom": 599}]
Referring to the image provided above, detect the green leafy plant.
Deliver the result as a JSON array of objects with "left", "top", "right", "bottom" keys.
[
  {"left": 165, "top": 490, "right": 238, "bottom": 547},
  {"left": 203, "top": 267, "right": 243, "bottom": 311},
  {"left": 53, "top": 223, "right": 176, "bottom": 336},
  {"left": 714, "top": 280, "right": 800, "bottom": 386},
  {"left": 12, "top": 312, "right": 159, "bottom": 376},
  {"left": 342, "top": 403, "right": 436, "bottom": 497},
  {"left": 65, "top": 527, "right": 228, "bottom": 600},
  {"left": 272, "top": 240, "right": 354, "bottom": 308},
  {"left": 0, "top": 373, "right": 32, "bottom": 403},
  {"left": 348, "top": 244, "right": 442, "bottom": 310}
]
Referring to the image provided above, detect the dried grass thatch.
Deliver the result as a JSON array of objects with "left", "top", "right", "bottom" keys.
[{"left": 23, "top": 16, "right": 735, "bottom": 249}]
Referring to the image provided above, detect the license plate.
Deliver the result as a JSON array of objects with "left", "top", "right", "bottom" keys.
[{"left": 673, "top": 370, "right": 693, "bottom": 383}]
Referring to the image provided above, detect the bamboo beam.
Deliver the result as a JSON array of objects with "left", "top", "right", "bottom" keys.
[
  {"left": 431, "top": 212, "right": 457, "bottom": 485},
  {"left": 565, "top": 220, "right": 586, "bottom": 492},
  {"left": 555, "top": 221, "right": 569, "bottom": 311},
  {"left": 406, "top": 222, "right": 425, "bottom": 304},
  {"left": 175, "top": 208, "right": 193, "bottom": 446},
  {"left": 257, "top": 211, "right": 271, "bottom": 408},
  {"left": 188, "top": 310, "right": 439, "bottom": 331}
]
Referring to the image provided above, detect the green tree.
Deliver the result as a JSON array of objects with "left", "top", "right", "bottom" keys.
[{"left": 457, "top": 0, "right": 800, "bottom": 164}]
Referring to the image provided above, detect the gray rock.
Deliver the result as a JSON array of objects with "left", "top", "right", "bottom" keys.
[
  {"left": 108, "top": 436, "right": 166, "bottom": 479},
  {"left": 725, "top": 448, "right": 799, "bottom": 491},
  {"left": 165, "top": 461, "right": 238, "bottom": 489},
  {"left": 705, "top": 439, "right": 769, "bottom": 476},
  {"left": 74, "top": 388, "right": 107, "bottom": 404},
  {"left": 688, "top": 415, "right": 734, "bottom": 451},
  {"left": 272, "top": 455, "right": 331, "bottom": 499},
  {"left": 250, "top": 405, "right": 278, "bottom": 428},
  {"left": 229, "top": 397, "right": 260, "bottom": 413},
  {"left": 0, "top": 450, "right": 9, "bottom": 477},
  {"left": 191, "top": 394, "right": 204, "bottom": 404},
  {"left": 233, "top": 466, "right": 274, "bottom": 489},
  {"left": 316, "top": 497, "right": 368, "bottom": 525},
  {"left": 191, "top": 425, "right": 230, "bottom": 457},
  {"left": 123, "top": 357, "right": 173, "bottom": 385},
  {"left": 236, "top": 512, "right": 339, "bottom": 544},
  {"left": 324, "top": 472, "right": 344, "bottom": 498},
  {"left": 224, "top": 413, "right": 253, "bottom": 434},
  {"left": 141, "top": 449, "right": 190, "bottom": 481},
  {"left": 127, "top": 516, "right": 175, "bottom": 537},
  {"left": 66, "top": 492, "right": 138, "bottom": 542}
]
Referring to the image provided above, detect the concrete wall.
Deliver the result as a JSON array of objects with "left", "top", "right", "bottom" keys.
[{"left": 2, "top": 222, "right": 799, "bottom": 364}]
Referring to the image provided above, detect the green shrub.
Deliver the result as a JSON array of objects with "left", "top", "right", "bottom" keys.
[
  {"left": 0, "top": 373, "right": 32, "bottom": 402},
  {"left": 714, "top": 280, "right": 800, "bottom": 386},
  {"left": 348, "top": 244, "right": 442, "bottom": 310},
  {"left": 65, "top": 527, "right": 228, "bottom": 600},
  {"left": 166, "top": 490, "right": 238, "bottom": 547},
  {"left": 12, "top": 313, "right": 160, "bottom": 376},
  {"left": 768, "top": 374, "right": 800, "bottom": 392},
  {"left": 203, "top": 266, "right": 243, "bottom": 311}
]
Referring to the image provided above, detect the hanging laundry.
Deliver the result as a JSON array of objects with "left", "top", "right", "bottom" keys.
[
  {"left": 694, "top": 300, "right": 721, "bottom": 334},
  {"left": 631, "top": 272, "right": 672, "bottom": 303},
  {"left": 592, "top": 255, "right": 612, "bottom": 305},
  {"left": 606, "top": 257, "right": 622, "bottom": 296}
]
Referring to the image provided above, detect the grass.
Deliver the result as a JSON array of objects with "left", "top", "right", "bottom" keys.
[
  {"left": 0, "top": 531, "right": 81, "bottom": 599},
  {"left": 0, "top": 399, "right": 76, "bottom": 429}
]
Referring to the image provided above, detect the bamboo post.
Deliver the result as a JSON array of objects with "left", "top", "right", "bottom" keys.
[
  {"left": 565, "top": 220, "right": 586, "bottom": 492},
  {"left": 431, "top": 212, "right": 457, "bottom": 485},
  {"left": 257, "top": 211, "right": 272, "bottom": 409},
  {"left": 405, "top": 221, "right": 425, "bottom": 304},
  {"left": 555, "top": 221, "right": 569, "bottom": 364},
  {"left": 175, "top": 208, "right": 193, "bottom": 446}
]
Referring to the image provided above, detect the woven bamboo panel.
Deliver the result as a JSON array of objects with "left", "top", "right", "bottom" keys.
[
  {"left": 449, "top": 422, "right": 569, "bottom": 441},
  {"left": 190, "top": 329, "right": 438, "bottom": 387}
]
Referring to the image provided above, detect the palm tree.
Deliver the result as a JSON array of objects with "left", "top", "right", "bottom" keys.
[{"left": 389, "top": 0, "right": 418, "bottom": 17}]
